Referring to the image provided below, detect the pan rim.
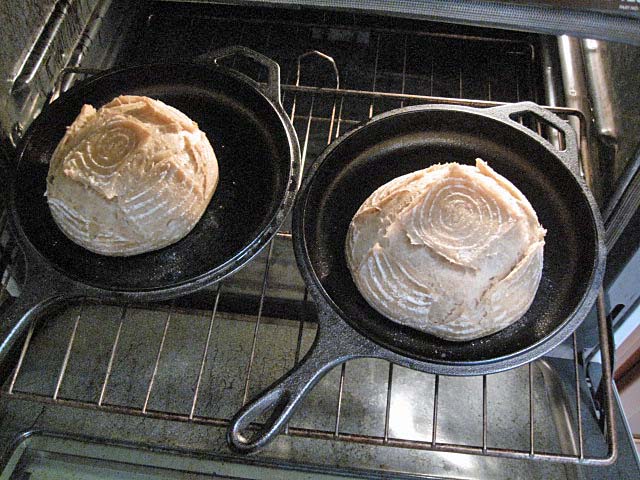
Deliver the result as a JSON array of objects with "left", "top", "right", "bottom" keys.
[
  {"left": 9, "top": 62, "right": 302, "bottom": 301},
  {"left": 293, "top": 103, "right": 605, "bottom": 373}
]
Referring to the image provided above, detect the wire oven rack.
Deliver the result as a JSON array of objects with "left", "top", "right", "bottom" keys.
[{"left": 0, "top": 3, "right": 616, "bottom": 473}]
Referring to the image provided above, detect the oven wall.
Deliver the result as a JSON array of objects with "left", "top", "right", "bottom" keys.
[
  {"left": 603, "top": 42, "right": 640, "bottom": 182},
  {"left": 0, "top": 0, "right": 101, "bottom": 143}
]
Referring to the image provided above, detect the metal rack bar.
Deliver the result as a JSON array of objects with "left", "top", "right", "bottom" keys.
[
  {"left": 597, "top": 291, "right": 617, "bottom": 458},
  {"left": 241, "top": 240, "right": 275, "bottom": 406},
  {"left": 529, "top": 363, "right": 535, "bottom": 456},
  {"left": 296, "top": 51, "right": 340, "bottom": 91},
  {"left": 98, "top": 307, "right": 126, "bottom": 407},
  {"left": 279, "top": 83, "right": 586, "bottom": 118},
  {"left": 327, "top": 96, "right": 337, "bottom": 145},
  {"left": 334, "top": 363, "right": 346, "bottom": 438},
  {"left": 142, "top": 306, "right": 173, "bottom": 414},
  {"left": 383, "top": 363, "right": 394, "bottom": 443},
  {"left": 51, "top": 67, "right": 587, "bottom": 121},
  {"left": 2, "top": 387, "right": 616, "bottom": 466},
  {"left": 335, "top": 97, "right": 344, "bottom": 139},
  {"left": 53, "top": 306, "right": 83, "bottom": 400},
  {"left": 7, "top": 322, "right": 35, "bottom": 395},
  {"left": 369, "top": 34, "right": 381, "bottom": 118},
  {"left": 431, "top": 374, "right": 440, "bottom": 448},
  {"left": 284, "top": 288, "right": 307, "bottom": 436},
  {"left": 300, "top": 96, "right": 315, "bottom": 168},
  {"left": 190, "top": 285, "right": 222, "bottom": 420}
]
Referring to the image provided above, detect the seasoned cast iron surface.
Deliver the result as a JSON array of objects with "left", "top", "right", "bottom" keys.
[
  {"left": 14, "top": 65, "right": 290, "bottom": 291},
  {"left": 300, "top": 108, "right": 598, "bottom": 363}
]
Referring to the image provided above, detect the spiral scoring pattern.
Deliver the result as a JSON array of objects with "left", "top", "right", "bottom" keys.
[
  {"left": 405, "top": 166, "right": 518, "bottom": 269},
  {"left": 346, "top": 159, "right": 546, "bottom": 342},
  {"left": 62, "top": 116, "right": 149, "bottom": 199},
  {"left": 46, "top": 95, "right": 218, "bottom": 256}
]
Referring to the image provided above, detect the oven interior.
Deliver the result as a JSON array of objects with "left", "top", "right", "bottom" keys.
[{"left": 0, "top": 1, "right": 638, "bottom": 478}]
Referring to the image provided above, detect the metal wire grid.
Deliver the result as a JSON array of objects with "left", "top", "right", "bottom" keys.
[{"left": 0, "top": 10, "right": 616, "bottom": 468}]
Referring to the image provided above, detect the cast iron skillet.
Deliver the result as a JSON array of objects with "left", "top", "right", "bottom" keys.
[
  {"left": 228, "top": 102, "right": 605, "bottom": 453},
  {"left": 0, "top": 47, "right": 301, "bottom": 364}
]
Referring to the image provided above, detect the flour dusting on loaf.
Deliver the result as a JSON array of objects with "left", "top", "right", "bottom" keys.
[
  {"left": 46, "top": 95, "right": 218, "bottom": 256},
  {"left": 345, "top": 159, "right": 545, "bottom": 341}
]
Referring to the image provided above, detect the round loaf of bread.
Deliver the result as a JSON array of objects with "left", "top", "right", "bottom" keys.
[
  {"left": 345, "top": 159, "right": 546, "bottom": 341},
  {"left": 46, "top": 95, "right": 218, "bottom": 256}
]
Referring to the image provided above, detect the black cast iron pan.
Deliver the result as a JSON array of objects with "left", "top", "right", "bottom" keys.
[
  {"left": 0, "top": 47, "right": 301, "bottom": 364},
  {"left": 228, "top": 102, "right": 605, "bottom": 453}
]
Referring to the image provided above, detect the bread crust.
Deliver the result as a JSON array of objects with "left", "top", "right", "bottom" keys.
[
  {"left": 345, "top": 159, "right": 545, "bottom": 341},
  {"left": 46, "top": 95, "right": 219, "bottom": 256}
]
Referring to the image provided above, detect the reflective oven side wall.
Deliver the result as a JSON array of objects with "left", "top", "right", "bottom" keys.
[
  {"left": 0, "top": 0, "right": 111, "bottom": 145},
  {"left": 0, "top": 0, "right": 57, "bottom": 141}
]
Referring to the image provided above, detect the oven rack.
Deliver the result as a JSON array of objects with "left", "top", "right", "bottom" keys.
[{"left": 0, "top": 10, "right": 616, "bottom": 471}]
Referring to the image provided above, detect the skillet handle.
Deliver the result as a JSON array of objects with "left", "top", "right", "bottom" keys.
[
  {"left": 0, "top": 286, "right": 64, "bottom": 366},
  {"left": 227, "top": 314, "right": 366, "bottom": 453},
  {"left": 204, "top": 46, "right": 281, "bottom": 106},
  {"left": 488, "top": 102, "right": 581, "bottom": 178},
  {"left": 0, "top": 259, "right": 72, "bottom": 365}
]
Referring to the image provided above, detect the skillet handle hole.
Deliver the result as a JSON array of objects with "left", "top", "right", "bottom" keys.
[
  {"left": 197, "top": 46, "right": 281, "bottom": 105},
  {"left": 227, "top": 387, "right": 292, "bottom": 453},
  {"left": 509, "top": 112, "right": 567, "bottom": 151}
]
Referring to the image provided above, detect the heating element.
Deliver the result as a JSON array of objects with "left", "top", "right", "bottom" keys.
[{"left": 0, "top": 3, "right": 622, "bottom": 478}]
